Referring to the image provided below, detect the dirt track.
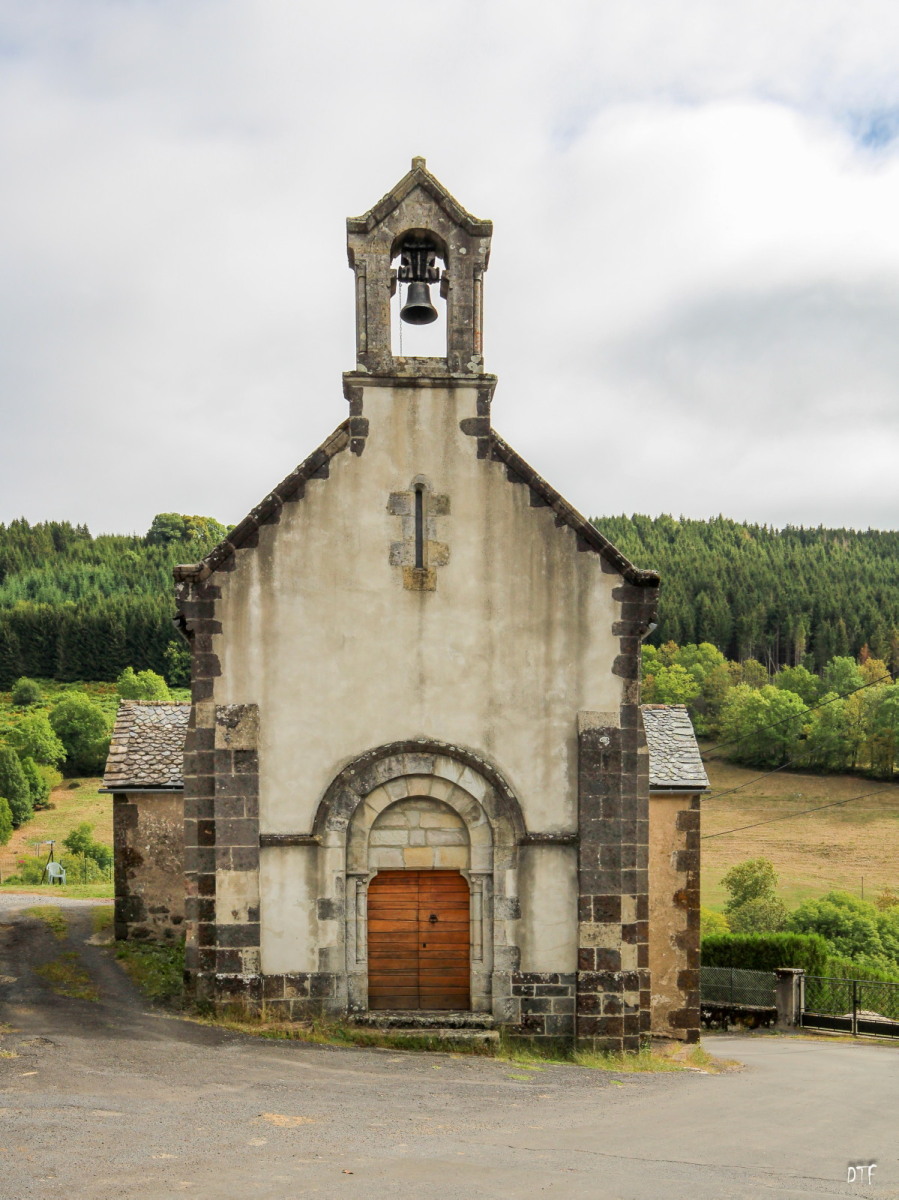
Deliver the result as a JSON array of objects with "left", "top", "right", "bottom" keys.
[{"left": 1, "top": 898, "right": 897, "bottom": 1199}]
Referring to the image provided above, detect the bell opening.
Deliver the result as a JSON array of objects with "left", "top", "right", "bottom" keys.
[{"left": 391, "top": 236, "right": 446, "bottom": 358}]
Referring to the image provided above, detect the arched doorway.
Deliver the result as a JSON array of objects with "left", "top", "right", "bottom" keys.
[{"left": 311, "top": 742, "right": 526, "bottom": 1017}]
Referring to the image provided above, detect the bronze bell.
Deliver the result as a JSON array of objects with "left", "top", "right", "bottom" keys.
[{"left": 400, "top": 280, "right": 439, "bottom": 325}]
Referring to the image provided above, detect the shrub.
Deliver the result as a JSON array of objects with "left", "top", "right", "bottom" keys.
[
  {"left": 7, "top": 713, "right": 66, "bottom": 766},
  {"left": 116, "top": 666, "right": 171, "bottom": 702},
  {"left": 875, "top": 906, "right": 899, "bottom": 963},
  {"left": 788, "top": 891, "right": 884, "bottom": 961},
  {"left": 701, "top": 932, "right": 830, "bottom": 976},
  {"left": 825, "top": 955, "right": 899, "bottom": 984},
  {"left": 8, "top": 855, "right": 49, "bottom": 884},
  {"left": 6, "top": 851, "right": 106, "bottom": 885},
  {"left": 19, "top": 757, "right": 51, "bottom": 810},
  {"left": 10, "top": 677, "right": 42, "bottom": 706},
  {"left": 700, "top": 907, "right": 729, "bottom": 937},
  {"left": 163, "top": 641, "right": 190, "bottom": 688},
  {"left": 0, "top": 745, "right": 33, "bottom": 827},
  {"left": 49, "top": 694, "right": 111, "bottom": 775},
  {"left": 62, "top": 822, "right": 112, "bottom": 872},
  {"left": 727, "top": 896, "right": 789, "bottom": 934},
  {"left": 721, "top": 858, "right": 779, "bottom": 912},
  {"left": 0, "top": 798, "right": 12, "bottom": 846},
  {"left": 57, "top": 851, "right": 107, "bottom": 884}
]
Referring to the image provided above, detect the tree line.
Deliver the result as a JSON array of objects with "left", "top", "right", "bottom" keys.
[
  {"left": 0, "top": 514, "right": 226, "bottom": 688},
  {"left": 593, "top": 514, "right": 899, "bottom": 672},
  {"left": 645, "top": 641, "right": 899, "bottom": 776},
  {"left": 702, "top": 858, "right": 899, "bottom": 983}
]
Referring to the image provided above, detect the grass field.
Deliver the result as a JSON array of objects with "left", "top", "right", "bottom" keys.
[
  {"left": 0, "top": 776, "right": 112, "bottom": 895},
  {"left": 1, "top": 733, "right": 897, "bottom": 915},
  {"left": 701, "top": 753, "right": 899, "bottom": 910}
]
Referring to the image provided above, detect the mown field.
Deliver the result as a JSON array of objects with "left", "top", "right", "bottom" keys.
[
  {"left": 701, "top": 754, "right": 899, "bottom": 910},
  {"left": 0, "top": 776, "right": 111, "bottom": 894},
  {"left": 1, "top": 729, "right": 897, "bottom": 912}
]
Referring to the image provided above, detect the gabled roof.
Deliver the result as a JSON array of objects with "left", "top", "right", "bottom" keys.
[
  {"left": 346, "top": 157, "right": 492, "bottom": 238},
  {"left": 102, "top": 701, "right": 190, "bottom": 791},
  {"left": 102, "top": 703, "right": 706, "bottom": 796},
  {"left": 173, "top": 421, "right": 659, "bottom": 587},
  {"left": 642, "top": 705, "right": 709, "bottom": 791}
]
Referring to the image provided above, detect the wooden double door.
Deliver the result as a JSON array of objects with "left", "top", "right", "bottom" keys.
[{"left": 367, "top": 870, "right": 470, "bottom": 1011}]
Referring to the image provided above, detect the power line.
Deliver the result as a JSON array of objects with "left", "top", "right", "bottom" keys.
[
  {"left": 700, "top": 671, "right": 893, "bottom": 760},
  {"left": 700, "top": 785, "right": 895, "bottom": 840},
  {"left": 702, "top": 758, "right": 797, "bottom": 803}
]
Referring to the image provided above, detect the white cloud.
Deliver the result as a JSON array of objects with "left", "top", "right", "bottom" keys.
[{"left": 1, "top": 0, "right": 899, "bottom": 532}]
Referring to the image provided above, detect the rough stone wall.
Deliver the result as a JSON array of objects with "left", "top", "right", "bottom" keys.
[
  {"left": 113, "top": 791, "right": 185, "bottom": 942},
  {"left": 575, "top": 578, "right": 659, "bottom": 1053},
  {"left": 508, "top": 972, "right": 577, "bottom": 1040},
  {"left": 648, "top": 793, "right": 701, "bottom": 1042}
]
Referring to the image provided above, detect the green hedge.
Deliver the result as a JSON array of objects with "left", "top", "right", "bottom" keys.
[
  {"left": 701, "top": 932, "right": 830, "bottom": 976},
  {"left": 825, "top": 956, "right": 899, "bottom": 984}
]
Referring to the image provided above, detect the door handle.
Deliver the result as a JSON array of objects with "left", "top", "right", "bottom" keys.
[{"left": 429, "top": 913, "right": 438, "bottom": 924}]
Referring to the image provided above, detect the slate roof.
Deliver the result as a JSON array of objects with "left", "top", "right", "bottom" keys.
[
  {"left": 641, "top": 705, "right": 709, "bottom": 791},
  {"left": 102, "top": 702, "right": 707, "bottom": 795},
  {"left": 102, "top": 701, "right": 191, "bottom": 791}
]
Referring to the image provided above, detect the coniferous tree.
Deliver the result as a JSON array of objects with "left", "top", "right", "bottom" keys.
[{"left": 0, "top": 746, "right": 32, "bottom": 827}]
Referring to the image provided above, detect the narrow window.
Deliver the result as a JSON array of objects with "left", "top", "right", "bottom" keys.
[{"left": 414, "top": 487, "right": 425, "bottom": 569}]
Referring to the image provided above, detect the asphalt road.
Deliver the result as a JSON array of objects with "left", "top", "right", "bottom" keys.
[{"left": 0, "top": 895, "right": 897, "bottom": 1200}]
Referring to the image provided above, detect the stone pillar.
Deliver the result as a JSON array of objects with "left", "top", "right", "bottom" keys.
[
  {"left": 211, "top": 704, "right": 261, "bottom": 1004},
  {"left": 179, "top": 576, "right": 223, "bottom": 1003},
  {"left": 775, "top": 968, "right": 804, "bottom": 1029},
  {"left": 576, "top": 709, "right": 650, "bottom": 1053}
]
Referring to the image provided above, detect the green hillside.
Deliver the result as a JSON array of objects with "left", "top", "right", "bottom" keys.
[
  {"left": 0, "top": 515, "right": 226, "bottom": 687},
  {"left": 594, "top": 515, "right": 899, "bottom": 671},
  {"left": 3, "top": 511, "right": 899, "bottom": 685}
]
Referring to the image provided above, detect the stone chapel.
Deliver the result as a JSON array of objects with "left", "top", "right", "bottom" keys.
[{"left": 103, "top": 159, "right": 707, "bottom": 1051}]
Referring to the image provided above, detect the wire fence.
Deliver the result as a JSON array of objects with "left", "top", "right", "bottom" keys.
[{"left": 700, "top": 966, "right": 776, "bottom": 1008}]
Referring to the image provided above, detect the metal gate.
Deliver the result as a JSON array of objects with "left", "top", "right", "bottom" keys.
[{"left": 802, "top": 976, "right": 899, "bottom": 1038}]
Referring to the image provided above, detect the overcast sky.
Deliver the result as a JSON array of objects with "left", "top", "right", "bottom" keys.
[{"left": 2, "top": 0, "right": 899, "bottom": 536}]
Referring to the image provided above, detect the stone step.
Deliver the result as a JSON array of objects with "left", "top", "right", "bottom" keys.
[
  {"left": 375, "top": 1027, "right": 500, "bottom": 1045},
  {"left": 351, "top": 1010, "right": 495, "bottom": 1031}
]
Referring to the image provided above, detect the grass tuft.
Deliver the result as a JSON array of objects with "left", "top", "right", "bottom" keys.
[
  {"left": 34, "top": 952, "right": 98, "bottom": 1001},
  {"left": 91, "top": 906, "right": 114, "bottom": 935},
  {"left": 25, "top": 906, "right": 68, "bottom": 939}
]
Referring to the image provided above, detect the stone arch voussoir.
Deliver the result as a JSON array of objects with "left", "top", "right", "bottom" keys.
[{"left": 312, "top": 739, "right": 527, "bottom": 847}]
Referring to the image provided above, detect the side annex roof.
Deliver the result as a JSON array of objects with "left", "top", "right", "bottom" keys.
[
  {"left": 102, "top": 700, "right": 191, "bottom": 792},
  {"left": 641, "top": 705, "right": 709, "bottom": 792},
  {"left": 104, "top": 703, "right": 706, "bottom": 796}
]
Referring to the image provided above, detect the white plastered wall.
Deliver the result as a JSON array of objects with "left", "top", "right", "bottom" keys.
[{"left": 214, "top": 383, "right": 623, "bottom": 975}]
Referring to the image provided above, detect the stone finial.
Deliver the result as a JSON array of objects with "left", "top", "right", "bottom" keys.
[{"left": 412, "top": 156, "right": 426, "bottom": 169}]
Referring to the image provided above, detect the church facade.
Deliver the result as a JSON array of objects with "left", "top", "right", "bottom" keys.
[{"left": 104, "top": 160, "right": 707, "bottom": 1051}]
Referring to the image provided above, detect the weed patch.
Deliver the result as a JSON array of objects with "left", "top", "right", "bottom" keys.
[
  {"left": 34, "top": 952, "right": 98, "bottom": 1001},
  {"left": 114, "top": 939, "right": 184, "bottom": 1006},
  {"left": 190, "top": 1009, "right": 734, "bottom": 1073}
]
